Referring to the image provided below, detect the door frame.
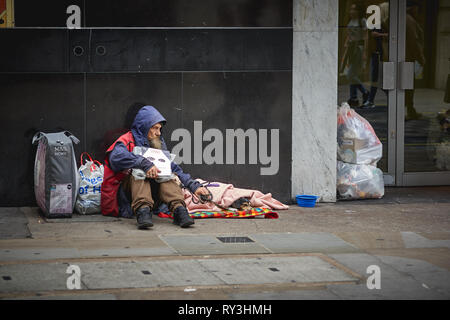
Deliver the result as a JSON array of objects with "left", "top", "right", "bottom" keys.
[
  {"left": 384, "top": 0, "right": 399, "bottom": 186},
  {"left": 386, "top": 0, "right": 450, "bottom": 186}
]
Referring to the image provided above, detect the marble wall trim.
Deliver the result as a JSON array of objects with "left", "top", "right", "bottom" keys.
[{"left": 291, "top": 0, "right": 338, "bottom": 202}]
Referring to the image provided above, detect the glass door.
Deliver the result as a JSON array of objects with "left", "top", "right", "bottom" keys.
[
  {"left": 339, "top": 0, "right": 450, "bottom": 186},
  {"left": 397, "top": 0, "right": 450, "bottom": 185},
  {"left": 338, "top": 0, "right": 397, "bottom": 184}
]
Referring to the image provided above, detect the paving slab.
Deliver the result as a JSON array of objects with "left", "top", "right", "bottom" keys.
[
  {"left": 334, "top": 232, "right": 405, "bottom": 250},
  {"left": 10, "top": 293, "right": 117, "bottom": 300},
  {"left": 0, "top": 248, "right": 82, "bottom": 262},
  {"left": 0, "top": 262, "right": 84, "bottom": 293},
  {"left": 230, "top": 288, "right": 341, "bottom": 300},
  {"left": 249, "top": 233, "right": 360, "bottom": 254},
  {"left": 197, "top": 256, "right": 359, "bottom": 285},
  {"left": 327, "top": 253, "right": 449, "bottom": 299},
  {"left": 0, "top": 255, "right": 360, "bottom": 295},
  {"left": 326, "top": 282, "right": 446, "bottom": 300},
  {"left": 402, "top": 232, "right": 450, "bottom": 249},
  {"left": 0, "top": 246, "right": 176, "bottom": 262},
  {"left": 18, "top": 203, "right": 450, "bottom": 237},
  {"left": 366, "top": 248, "right": 450, "bottom": 271},
  {"left": 374, "top": 255, "right": 450, "bottom": 297},
  {"left": 0, "top": 208, "right": 31, "bottom": 239},
  {"left": 79, "top": 259, "right": 223, "bottom": 290},
  {"left": 43, "top": 214, "right": 121, "bottom": 223},
  {"left": 160, "top": 235, "right": 270, "bottom": 255},
  {"left": 416, "top": 232, "right": 450, "bottom": 240},
  {"left": 79, "top": 247, "right": 176, "bottom": 258}
]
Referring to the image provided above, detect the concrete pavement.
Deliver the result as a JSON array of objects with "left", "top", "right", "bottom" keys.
[{"left": 0, "top": 187, "right": 449, "bottom": 300}]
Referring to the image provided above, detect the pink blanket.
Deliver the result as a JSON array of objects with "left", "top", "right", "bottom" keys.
[{"left": 183, "top": 180, "right": 289, "bottom": 212}]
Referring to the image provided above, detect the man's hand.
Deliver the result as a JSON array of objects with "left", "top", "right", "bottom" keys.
[
  {"left": 194, "top": 187, "right": 210, "bottom": 197},
  {"left": 146, "top": 166, "right": 161, "bottom": 179}
]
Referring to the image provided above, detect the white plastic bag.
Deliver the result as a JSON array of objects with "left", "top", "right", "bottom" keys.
[
  {"left": 75, "top": 153, "right": 104, "bottom": 214},
  {"left": 337, "top": 103, "right": 382, "bottom": 166},
  {"left": 132, "top": 146, "right": 176, "bottom": 183},
  {"left": 337, "top": 161, "right": 384, "bottom": 200}
]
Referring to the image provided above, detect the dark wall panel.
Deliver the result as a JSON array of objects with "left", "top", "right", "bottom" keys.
[
  {"left": 89, "top": 29, "right": 292, "bottom": 72},
  {"left": 177, "top": 72, "right": 292, "bottom": 202},
  {"left": 86, "top": 0, "right": 292, "bottom": 27},
  {"left": 14, "top": 0, "right": 84, "bottom": 27},
  {"left": 0, "top": 29, "right": 291, "bottom": 73},
  {"left": 0, "top": 74, "right": 84, "bottom": 206},
  {"left": 14, "top": 0, "right": 291, "bottom": 28},
  {"left": 2, "top": 0, "right": 293, "bottom": 206},
  {"left": 85, "top": 73, "right": 182, "bottom": 162},
  {"left": 84, "top": 71, "right": 292, "bottom": 203},
  {"left": 68, "top": 30, "right": 91, "bottom": 73},
  {"left": 0, "top": 29, "right": 68, "bottom": 72}
]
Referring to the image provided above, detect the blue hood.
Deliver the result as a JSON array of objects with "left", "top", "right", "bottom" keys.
[{"left": 131, "top": 106, "right": 166, "bottom": 146}]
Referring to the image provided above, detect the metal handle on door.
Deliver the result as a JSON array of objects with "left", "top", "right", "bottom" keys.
[
  {"left": 380, "top": 61, "right": 415, "bottom": 90},
  {"left": 398, "top": 61, "right": 414, "bottom": 90},
  {"left": 380, "top": 61, "right": 396, "bottom": 90}
]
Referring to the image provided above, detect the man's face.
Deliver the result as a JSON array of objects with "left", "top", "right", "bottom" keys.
[{"left": 147, "top": 123, "right": 162, "bottom": 141}]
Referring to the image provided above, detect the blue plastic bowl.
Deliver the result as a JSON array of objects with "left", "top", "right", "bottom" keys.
[{"left": 296, "top": 195, "right": 319, "bottom": 207}]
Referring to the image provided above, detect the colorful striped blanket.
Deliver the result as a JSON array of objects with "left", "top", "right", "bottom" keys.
[{"left": 157, "top": 207, "right": 279, "bottom": 219}]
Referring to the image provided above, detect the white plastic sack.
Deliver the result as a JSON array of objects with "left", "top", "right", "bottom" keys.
[
  {"left": 132, "top": 146, "right": 176, "bottom": 183},
  {"left": 337, "top": 103, "right": 382, "bottom": 166},
  {"left": 337, "top": 161, "right": 384, "bottom": 200},
  {"left": 75, "top": 153, "right": 104, "bottom": 214}
]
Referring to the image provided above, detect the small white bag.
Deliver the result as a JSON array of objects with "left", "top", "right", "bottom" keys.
[{"left": 75, "top": 152, "right": 104, "bottom": 215}]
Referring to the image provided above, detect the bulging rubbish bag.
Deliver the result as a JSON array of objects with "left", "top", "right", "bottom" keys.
[
  {"left": 75, "top": 152, "right": 104, "bottom": 214},
  {"left": 337, "top": 103, "right": 382, "bottom": 166},
  {"left": 337, "top": 161, "right": 384, "bottom": 200}
]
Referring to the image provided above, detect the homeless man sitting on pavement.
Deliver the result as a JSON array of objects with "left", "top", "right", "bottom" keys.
[{"left": 101, "top": 105, "right": 210, "bottom": 229}]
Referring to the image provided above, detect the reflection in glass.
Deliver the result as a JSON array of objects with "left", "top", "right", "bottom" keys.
[
  {"left": 341, "top": 2, "right": 369, "bottom": 108},
  {"left": 339, "top": 1, "right": 390, "bottom": 172},
  {"left": 404, "top": 0, "right": 450, "bottom": 172}
]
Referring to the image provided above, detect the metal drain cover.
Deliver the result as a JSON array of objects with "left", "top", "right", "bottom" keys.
[
  {"left": 160, "top": 235, "right": 269, "bottom": 255},
  {"left": 217, "top": 236, "right": 254, "bottom": 243}
]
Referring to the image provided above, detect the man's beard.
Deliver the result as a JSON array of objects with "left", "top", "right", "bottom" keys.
[{"left": 149, "top": 136, "right": 162, "bottom": 149}]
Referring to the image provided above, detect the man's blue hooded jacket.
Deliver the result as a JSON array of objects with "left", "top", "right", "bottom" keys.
[{"left": 109, "top": 106, "right": 201, "bottom": 193}]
